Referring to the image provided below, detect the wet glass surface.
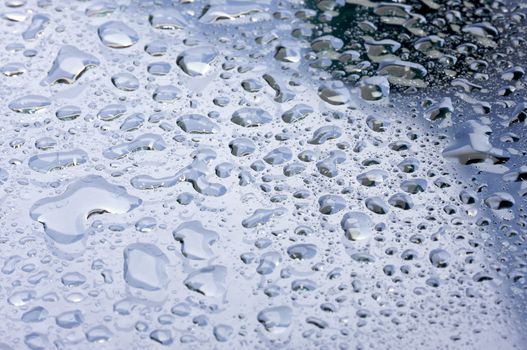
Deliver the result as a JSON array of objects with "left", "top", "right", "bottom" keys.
[{"left": 0, "top": 0, "right": 526, "bottom": 348}]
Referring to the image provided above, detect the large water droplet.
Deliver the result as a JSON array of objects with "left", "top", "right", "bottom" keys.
[
  {"left": 123, "top": 243, "right": 169, "bottom": 291},
  {"left": 98, "top": 21, "right": 139, "bottom": 49},
  {"left": 30, "top": 175, "right": 142, "bottom": 245}
]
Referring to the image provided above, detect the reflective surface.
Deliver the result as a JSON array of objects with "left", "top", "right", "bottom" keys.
[{"left": 0, "top": 0, "right": 526, "bottom": 349}]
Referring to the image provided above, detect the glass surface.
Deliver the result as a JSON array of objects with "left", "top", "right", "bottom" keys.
[{"left": 0, "top": 0, "right": 526, "bottom": 348}]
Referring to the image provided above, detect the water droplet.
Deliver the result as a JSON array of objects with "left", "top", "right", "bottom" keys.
[
  {"left": 177, "top": 47, "right": 217, "bottom": 77},
  {"left": 123, "top": 243, "right": 169, "bottom": 291},
  {"left": 172, "top": 221, "right": 219, "bottom": 260},
  {"left": 44, "top": 45, "right": 99, "bottom": 85},
  {"left": 257, "top": 306, "right": 292, "bottom": 333},
  {"left": 8, "top": 95, "right": 50, "bottom": 114},
  {"left": 98, "top": 21, "right": 139, "bottom": 49},
  {"left": 30, "top": 175, "right": 141, "bottom": 246},
  {"left": 184, "top": 265, "right": 226, "bottom": 297}
]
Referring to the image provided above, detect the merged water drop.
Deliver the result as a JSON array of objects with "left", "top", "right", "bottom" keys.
[
  {"left": 30, "top": 176, "right": 142, "bottom": 245},
  {"left": 123, "top": 243, "right": 169, "bottom": 291},
  {"left": 43, "top": 45, "right": 100, "bottom": 85}
]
